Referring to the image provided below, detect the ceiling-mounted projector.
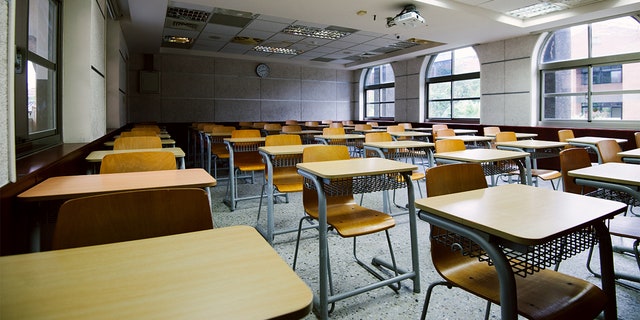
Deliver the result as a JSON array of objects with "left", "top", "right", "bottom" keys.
[{"left": 387, "top": 5, "right": 425, "bottom": 28}]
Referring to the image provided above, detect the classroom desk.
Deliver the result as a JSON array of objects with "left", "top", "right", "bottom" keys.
[
  {"left": 435, "top": 135, "right": 494, "bottom": 148},
  {"left": 566, "top": 137, "right": 628, "bottom": 164},
  {"left": 85, "top": 147, "right": 186, "bottom": 173},
  {"left": 484, "top": 132, "right": 538, "bottom": 140},
  {"left": 114, "top": 133, "right": 171, "bottom": 139},
  {"left": 205, "top": 132, "right": 233, "bottom": 177},
  {"left": 223, "top": 137, "right": 266, "bottom": 211},
  {"left": 258, "top": 144, "right": 315, "bottom": 243},
  {"left": 495, "top": 140, "right": 568, "bottom": 185},
  {"left": 415, "top": 184, "right": 626, "bottom": 320},
  {"left": 280, "top": 130, "right": 323, "bottom": 144},
  {"left": 363, "top": 140, "right": 435, "bottom": 168},
  {"left": 314, "top": 134, "right": 365, "bottom": 157},
  {"left": 296, "top": 158, "right": 421, "bottom": 319},
  {"left": 388, "top": 131, "right": 431, "bottom": 142},
  {"left": 618, "top": 148, "right": 640, "bottom": 164},
  {"left": 568, "top": 162, "right": 640, "bottom": 204},
  {"left": 434, "top": 149, "right": 531, "bottom": 186},
  {"left": 17, "top": 168, "right": 216, "bottom": 252},
  {"left": 104, "top": 139, "right": 176, "bottom": 148},
  {"left": 0, "top": 226, "right": 313, "bottom": 320}
]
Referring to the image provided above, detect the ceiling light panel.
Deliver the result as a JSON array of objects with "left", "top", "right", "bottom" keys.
[
  {"left": 253, "top": 45, "right": 302, "bottom": 55},
  {"left": 282, "top": 25, "right": 351, "bottom": 40},
  {"left": 166, "top": 6, "right": 211, "bottom": 22}
]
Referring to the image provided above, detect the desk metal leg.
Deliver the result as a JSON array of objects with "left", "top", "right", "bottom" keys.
[{"left": 593, "top": 221, "right": 617, "bottom": 320}]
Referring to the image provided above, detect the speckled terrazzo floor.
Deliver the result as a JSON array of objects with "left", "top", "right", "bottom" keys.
[{"left": 206, "top": 169, "right": 640, "bottom": 320}]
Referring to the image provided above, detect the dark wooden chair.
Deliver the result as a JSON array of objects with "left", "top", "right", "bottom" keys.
[{"left": 52, "top": 188, "right": 213, "bottom": 249}]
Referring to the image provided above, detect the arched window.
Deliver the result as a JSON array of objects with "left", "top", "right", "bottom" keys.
[
  {"left": 425, "top": 47, "right": 480, "bottom": 120},
  {"left": 540, "top": 16, "right": 640, "bottom": 123},
  {"left": 364, "top": 64, "right": 394, "bottom": 120}
]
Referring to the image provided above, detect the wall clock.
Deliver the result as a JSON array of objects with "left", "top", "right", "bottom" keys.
[{"left": 256, "top": 63, "right": 270, "bottom": 78}]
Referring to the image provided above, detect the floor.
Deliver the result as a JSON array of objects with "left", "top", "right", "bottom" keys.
[{"left": 207, "top": 167, "right": 640, "bottom": 320}]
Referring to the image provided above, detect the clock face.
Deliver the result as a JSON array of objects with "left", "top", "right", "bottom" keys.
[{"left": 256, "top": 63, "right": 270, "bottom": 78}]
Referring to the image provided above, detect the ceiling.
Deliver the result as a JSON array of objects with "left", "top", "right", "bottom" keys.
[{"left": 113, "top": 0, "right": 640, "bottom": 69}]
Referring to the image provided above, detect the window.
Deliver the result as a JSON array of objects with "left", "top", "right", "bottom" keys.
[
  {"left": 15, "top": 0, "right": 62, "bottom": 157},
  {"left": 540, "top": 16, "right": 640, "bottom": 122},
  {"left": 425, "top": 47, "right": 480, "bottom": 120},
  {"left": 364, "top": 64, "right": 394, "bottom": 120}
]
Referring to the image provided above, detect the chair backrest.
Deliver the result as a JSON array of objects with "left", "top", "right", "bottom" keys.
[
  {"left": 132, "top": 126, "right": 160, "bottom": 133},
  {"left": 366, "top": 121, "right": 379, "bottom": 127},
  {"left": 305, "top": 121, "right": 319, "bottom": 127},
  {"left": 211, "top": 126, "right": 236, "bottom": 134},
  {"left": 432, "top": 124, "right": 448, "bottom": 132},
  {"left": 435, "top": 139, "right": 466, "bottom": 153},
  {"left": 386, "top": 125, "right": 405, "bottom": 133},
  {"left": 559, "top": 148, "right": 596, "bottom": 194},
  {"left": 483, "top": 126, "right": 500, "bottom": 136},
  {"left": 202, "top": 124, "right": 222, "bottom": 133},
  {"left": 494, "top": 131, "right": 517, "bottom": 143},
  {"left": 354, "top": 124, "right": 372, "bottom": 131},
  {"left": 231, "top": 129, "right": 261, "bottom": 138},
  {"left": 342, "top": 120, "right": 354, "bottom": 125},
  {"left": 121, "top": 130, "right": 157, "bottom": 137},
  {"left": 285, "top": 120, "right": 299, "bottom": 125},
  {"left": 52, "top": 188, "right": 213, "bottom": 250},
  {"left": 433, "top": 128, "right": 455, "bottom": 139},
  {"left": 558, "top": 129, "right": 575, "bottom": 142},
  {"left": 365, "top": 132, "right": 393, "bottom": 157},
  {"left": 100, "top": 151, "right": 176, "bottom": 174},
  {"left": 596, "top": 139, "right": 622, "bottom": 163},
  {"left": 329, "top": 122, "right": 344, "bottom": 128},
  {"left": 425, "top": 163, "right": 487, "bottom": 197},
  {"left": 282, "top": 125, "right": 302, "bottom": 133},
  {"left": 263, "top": 123, "right": 282, "bottom": 131},
  {"left": 302, "top": 145, "right": 353, "bottom": 211},
  {"left": 265, "top": 134, "right": 302, "bottom": 146},
  {"left": 322, "top": 120, "right": 333, "bottom": 124},
  {"left": 113, "top": 136, "right": 162, "bottom": 150},
  {"left": 238, "top": 121, "right": 253, "bottom": 128},
  {"left": 635, "top": 132, "right": 640, "bottom": 148},
  {"left": 323, "top": 127, "right": 345, "bottom": 135},
  {"left": 252, "top": 122, "right": 266, "bottom": 129},
  {"left": 398, "top": 123, "right": 413, "bottom": 129}
]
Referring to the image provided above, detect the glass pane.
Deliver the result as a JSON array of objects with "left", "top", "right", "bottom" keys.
[
  {"left": 453, "top": 79, "right": 480, "bottom": 99},
  {"left": 29, "top": 0, "right": 57, "bottom": 61},
  {"left": 27, "top": 61, "right": 56, "bottom": 133},
  {"left": 379, "top": 87, "right": 395, "bottom": 103},
  {"left": 541, "top": 25, "right": 588, "bottom": 63},
  {"left": 380, "top": 103, "right": 395, "bottom": 118},
  {"left": 429, "top": 82, "right": 451, "bottom": 100},
  {"left": 453, "top": 99, "right": 480, "bottom": 118},
  {"left": 591, "top": 93, "right": 640, "bottom": 120},
  {"left": 592, "top": 62, "right": 640, "bottom": 92},
  {"left": 366, "top": 104, "right": 378, "bottom": 118},
  {"left": 428, "top": 101, "right": 451, "bottom": 118},
  {"left": 365, "top": 64, "right": 394, "bottom": 85},
  {"left": 453, "top": 47, "right": 480, "bottom": 74},
  {"left": 592, "top": 16, "right": 640, "bottom": 57},
  {"left": 542, "top": 69, "right": 588, "bottom": 94},
  {"left": 366, "top": 90, "right": 379, "bottom": 103},
  {"left": 543, "top": 95, "right": 587, "bottom": 120},
  {"left": 428, "top": 51, "right": 452, "bottom": 78}
]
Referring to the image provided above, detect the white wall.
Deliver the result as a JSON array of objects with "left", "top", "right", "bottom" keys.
[
  {"left": 0, "top": 0, "right": 9, "bottom": 187},
  {"left": 106, "top": 19, "right": 128, "bottom": 129},
  {"left": 62, "top": 0, "right": 106, "bottom": 142}
]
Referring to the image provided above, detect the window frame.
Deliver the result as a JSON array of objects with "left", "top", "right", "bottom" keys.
[
  {"left": 363, "top": 64, "right": 395, "bottom": 121},
  {"left": 538, "top": 16, "right": 640, "bottom": 127},
  {"left": 14, "top": 0, "right": 63, "bottom": 158},
  {"left": 425, "top": 48, "right": 481, "bottom": 121}
]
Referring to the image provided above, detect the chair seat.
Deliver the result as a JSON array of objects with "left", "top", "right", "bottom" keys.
[
  {"left": 306, "top": 200, "right": 395, "bottom": 238},
  {"left": 609, "top": 216, "right": 640, "bottom": 240},
  {"left": 438, "top": 255, "right": 607, "bottom": 320},
  {"left": 271, "top": 167, "right": 303, "bottom": 193},
  {"left": 507, "top": 169, "right": 561, "bottom": 181},
  {"left": 234, "top": 152, "right": 265, "bottom": 171},
  {"left": 211, "top": 145, "right": 229, "bottom": 158}
]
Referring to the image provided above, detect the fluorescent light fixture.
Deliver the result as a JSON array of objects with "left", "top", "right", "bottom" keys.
[
  {"left": 282, "top": 25, "right": 350, "bottom": 40},
  {"left": 253, "top": 45, "right": 302, "bottom": 55},
  {"left": 507, "top": 2, "right": 567, "bottom": 19},
  {"left": 164, "top": 35, "right": 194, "bottom": 44}
]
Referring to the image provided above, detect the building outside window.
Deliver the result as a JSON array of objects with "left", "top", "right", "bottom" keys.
[
  {"left": 15, "top": 0, "right": 62, "bottom": 158},
  {"left": 425, "top": 47, "right": 480, "bottom": 120},
  {"left": 540, "top": 16, "right": 640, "bottom": 123},
  {"left": 364, "top": 64, "right": 394, "bottom": 120}
]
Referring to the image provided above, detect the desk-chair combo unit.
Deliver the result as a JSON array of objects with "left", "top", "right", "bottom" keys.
[
  {"left": 418, "top": 163, "right": 618, "bottom": 320},
  {"left": 560, "top": 147, "right": 640, "bottom": 286}
]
